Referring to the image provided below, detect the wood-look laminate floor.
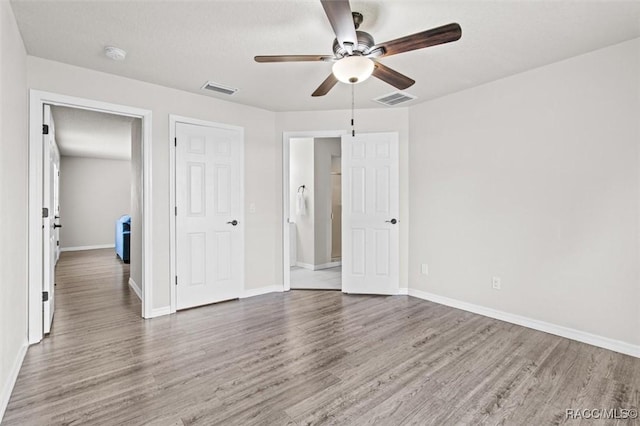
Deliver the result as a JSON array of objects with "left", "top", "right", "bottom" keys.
[{"left": 4, "top": 249, "right": 640, "bottom": 425}]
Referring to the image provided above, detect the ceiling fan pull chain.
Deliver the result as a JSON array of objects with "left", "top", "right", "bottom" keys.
[{"left": 351, "top": 84, "right": 355, "bottom": 137}]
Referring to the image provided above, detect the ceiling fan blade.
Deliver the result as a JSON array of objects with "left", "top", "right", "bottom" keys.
[
  {"left": 312, "top": 73, "right": 339, "bottom": 97},
  {"left": 376, "top": 23, "right": 462, "bottom": 57},
  {"left": 372, "top": 62, "right": 415, "bottom": 90},
  {"left": 320, "top": 0, "right": 357, "bottom": 52},
  {"left": 255, "top": 55, "right": 333, "bottom": 63}
]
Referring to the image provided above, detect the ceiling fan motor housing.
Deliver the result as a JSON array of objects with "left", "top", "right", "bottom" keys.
[
  {"left": 254, "top": 2, "right": 462, "bottom": 97},
  {"left": 333, "top": 30, "right": 375, "bottom": 58}
]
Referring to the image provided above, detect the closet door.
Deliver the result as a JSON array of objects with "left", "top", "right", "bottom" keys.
[
  {"left": 175, "top": 122, "right": 244, "bottom": 309},
  {"left": 342, "top": 132, "right": 399, "bottom": 295}
]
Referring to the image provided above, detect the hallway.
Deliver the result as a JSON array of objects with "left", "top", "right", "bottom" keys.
[{"left": 3, "top": 249, "right": 144, "bottom": 424}]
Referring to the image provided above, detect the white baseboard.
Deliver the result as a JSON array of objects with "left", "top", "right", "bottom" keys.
[
  {"left": 398, "top": 287, "right": 408, "bottom": 295},
  {"left": 407, "top": 288, "right": 640, "bottom": 359},
  {"left": 61, "top": 244, "right": 115, "bottom": 252},
  {"left": 0, "top": 340, "right": 28, "bottom": 422},
  {"left": 295, "top": 262, "right": 314, "bottom": 270},
  {"left": 295, "top": 261, "right": 342, "bottom": 271},
  {"left": 128, "top": 277, "right": 141, "bottom": 301},
  {"left": 315, "top": 261, "right": 342, "bottom": 270},
  {"left": 242, "top": 285, "right": 284, "bottom": 299},
  {"left": 147, "top": 306, "right": 171, "bottom": 318}
]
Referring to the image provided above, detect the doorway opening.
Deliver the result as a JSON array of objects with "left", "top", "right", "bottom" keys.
[
  {"left": 48, "top": 105, "right": 140, "bottom": 334},
  {"left": 283, "top": 130, "right": 401, "bottom": 295},
  {"left": 28, "top": 91, "right": 153, "bottom": 344},
  {"left": 288, "top": 137, "right": 342, "bottom": 290},
  {"left": 282, "top": 131, "right": 345, "bottom": 292}
]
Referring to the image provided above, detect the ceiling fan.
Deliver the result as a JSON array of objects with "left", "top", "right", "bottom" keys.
[{"left": 254, "top": 0, "right": 462, "bottom": 97}]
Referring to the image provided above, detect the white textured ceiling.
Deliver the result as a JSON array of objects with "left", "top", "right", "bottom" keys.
[
  {"left": 51, "top": 106, "right": 134, "bottom": 160},
  {"left": 11, "top": 1, "right": 640, "bottom": 112}
]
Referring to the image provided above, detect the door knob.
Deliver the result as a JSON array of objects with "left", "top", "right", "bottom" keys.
[
  {"left": 385, "top": 218, "right": 398, "bottom": 225},
  {"left": 226, "top": 220, "right": 238, "bottom": 226},
  {"left": 53, "top": 223, "right": 62, "bottom": 228}
]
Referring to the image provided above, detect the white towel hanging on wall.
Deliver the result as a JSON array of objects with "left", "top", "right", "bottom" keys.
[{"left": 296, "top": 191, "right": 307, "bottom": 216}]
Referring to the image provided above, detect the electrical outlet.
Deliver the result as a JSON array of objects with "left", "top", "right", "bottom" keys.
[
  {"left": 421, "top": 264, "right": 428, "bottom": 275},
  {"left": 492, "top": 276, "right": 501, "bottom": 290},
  {"left": 249, "top": 203, "right": 256, "bottom": 214}
]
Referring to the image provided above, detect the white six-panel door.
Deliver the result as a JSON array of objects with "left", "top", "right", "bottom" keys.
[
  {"left": 342, "top": 132, "right": 399, "bottom": 295},
  {"left": 175, "top": 122, "right": 244, "bottom": 310},
  {"left": 43, "top": 105, "right": 60, "bottom": 333}
]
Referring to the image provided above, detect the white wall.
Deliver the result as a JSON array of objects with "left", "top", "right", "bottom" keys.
[
  {"left": 130, "top": 119, "right": 142, "bottom": 288},
  {"left": 27, "top": 56, "right": 279, "bottom": 308},
  {"left": 59, "top": 156, "right": 131, "bottom": 249},
  {"left": 289, "top": 138, "right": 314, "bottom": 265},
  {"left": 409, "top": 38, "right": 640, "bottom": 346},
  {"left": 313, "top": 137, "right": 341, "bottom": 266},
  {"left": 276, "top": 108, "right": 410, "bottom": 287},
  {"left": 0, "top": 1, "right": 28, "bottom": 420}
]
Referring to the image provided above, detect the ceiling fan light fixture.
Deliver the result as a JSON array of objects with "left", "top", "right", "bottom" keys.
[{"left": 332, "top": 56, "right": 374, "bottom": 84}]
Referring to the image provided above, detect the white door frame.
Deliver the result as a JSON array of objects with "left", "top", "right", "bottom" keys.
[
  {"left": 169, "top": 115, "right": 245, "bottom": 313},
  {"left": 28, "top": 90, "right": 153, "bottom": 344},
  {"left": 282, "top": 130, "right": 347, "bottom": 291}
]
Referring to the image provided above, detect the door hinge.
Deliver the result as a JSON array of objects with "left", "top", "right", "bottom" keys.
[
  {"left": 42, "top": 207, "right": 49, "bottom": 218},
  {"left": 174, "top": 137, "right": 177, "bottom": 147},
  {"left": 175, "top": 206, "right": 177, "bottom": 216},
  {"left": 57, "top": 241, "right": 60, "bottom": 246},
  {"left": 42, "top": 291, "right": 49, "bottom": 302},
  {"left": 175, "top": 276, "right": 178, "bottom": 285},
  {"left": 43, "top": 124, "right": 49, "bottom": 135}
]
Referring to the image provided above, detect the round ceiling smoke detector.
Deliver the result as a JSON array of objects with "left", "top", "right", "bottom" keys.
[{"left": 104, "top": 46, "right": 127, "bottom": 61}]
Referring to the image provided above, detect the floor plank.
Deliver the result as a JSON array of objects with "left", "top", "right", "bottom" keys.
[{"left": 4, "top": 249, "right": 639, "bottom": 425}]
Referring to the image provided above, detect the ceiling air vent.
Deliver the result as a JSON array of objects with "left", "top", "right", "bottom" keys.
[
  {"left": 373, "top": 91, "right": 417, "bottom": 107},
  {"left": 201, "top": 81, "right": 238, "bottom": 96}
]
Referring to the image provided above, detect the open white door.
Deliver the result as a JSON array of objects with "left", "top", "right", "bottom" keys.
[
  {"left": 175, "top": 121, "right": 244, "bottom": 309},
  {"left": 53, "top": 161, "right": 61, "bottom": 263},
  {"left": 342, "top": 132, "right": 399, "bottom": 295},
  {"left": 42, "top": 105, "right": 60, "bottom": 333}
]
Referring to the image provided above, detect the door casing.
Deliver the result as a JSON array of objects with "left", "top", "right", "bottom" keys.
[{"left": 28, "top": 90, "right": 153, "bottom": 344}]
